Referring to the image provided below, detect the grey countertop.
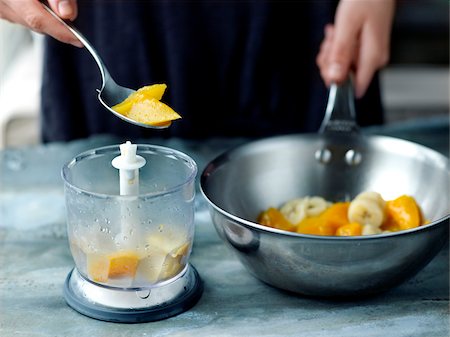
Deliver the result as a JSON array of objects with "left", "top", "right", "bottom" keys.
[{"left": 1, "top": 118, "right": 449, "bottom": 337}]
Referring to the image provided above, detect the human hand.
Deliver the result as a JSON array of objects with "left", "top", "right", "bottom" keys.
[
  {"left": 0, "top": 0, "right": 82, "bottom": 47},
  {"left": 316, "top": 0, "right": 395, "bottom": 98}
]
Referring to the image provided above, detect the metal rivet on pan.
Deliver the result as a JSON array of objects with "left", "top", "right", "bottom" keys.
[
  {"left": 345, "top": 149, "right": 362, "bottom": 166},
  {"left": 315, "top": 148, "right": 332, "bottom": 164}
]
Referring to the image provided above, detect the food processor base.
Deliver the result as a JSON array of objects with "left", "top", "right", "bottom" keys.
[{"left": 63, "top": 264, "right": 203, "bottom": 323}]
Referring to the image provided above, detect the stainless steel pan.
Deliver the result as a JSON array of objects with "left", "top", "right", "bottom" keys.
[{"left": 200, "top": 79, "right": 449, "bottom": 297}]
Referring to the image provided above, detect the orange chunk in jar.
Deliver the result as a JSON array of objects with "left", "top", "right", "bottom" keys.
[
  {"left": 87, "top": 251, "right": 140, "bottom": 283},
  {"left": 108, "top": 251, "right": 140, "bottom": 278}
]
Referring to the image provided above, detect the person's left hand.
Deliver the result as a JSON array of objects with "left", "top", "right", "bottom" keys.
[{"left": 316, "top": 0, "right": 395, "bottom": 98}]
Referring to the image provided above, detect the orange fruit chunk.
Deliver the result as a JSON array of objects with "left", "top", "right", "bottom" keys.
[
  {"left": 381, "top": 217, "right": 401, "bottom": 232},
  {"left": 127, "top": 98, "right": 181, "bottom": 125},
  {"left": 108, "top": 251, "right": 140, "bottom": 278},
  {"left": 258, "top": 207, "right": 296, "bottom": 232},
  {"left": 336, "top": 222, "right": 362, "bottom": 236},
  {"left": 112, "top": 83, "right": 181, "bottom": 126},
  {"left": 320, "top": 202, "right": 350, "bottom": 229},
  {"left": 87, "top": 251, "right": 140, "bottom": 282},
  {"left": 112, "top": 84, "right": 167, "bottom": 114},
  {"left": 295, "top": 202, "right": 350, "bottom": 236},
  {"left": 296, "top": 217, "right": 336, "bottom": 236},
  {"left": 382, "top": 195, "right": 421, "bottom": 231},
  {"left": 135, "top": 84, "right": 167, "bottom": 100}
]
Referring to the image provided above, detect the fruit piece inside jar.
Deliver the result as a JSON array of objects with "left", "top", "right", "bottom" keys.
[
  {"left": 257, "top": 192, "right": 426, "bottom": 236},
  {"left": 112, "top": 84, "right": 181, "bottom": 126},
  {"left": 70, "top": 226, "right": 191, "bottom": 286}
]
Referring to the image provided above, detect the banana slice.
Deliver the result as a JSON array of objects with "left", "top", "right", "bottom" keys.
[
  {"left": 362, "top": 224, "right": 383, "bottom": 236},
  {"left": 348, "top": 198, "right": 384, "bottom": 227},
  {"left": 354, "top": 191, "right": 386, "bottom": 209},
  {"left": 280, "top": 196, "right": 329, "bottom": 223},
  {"left": 303, "top": 196, "right": 329, "bottom": 217},
  {"left": 280, "top": 199, "right": 307, "bottom": 224}
]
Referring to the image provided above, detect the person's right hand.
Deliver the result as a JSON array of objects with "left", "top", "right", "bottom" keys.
[
  {"left": 0, "top": 0, "right": 82, "bottom": 47},
  {"left": 316, "top": 0, "right": 395, "bottom": 99}
]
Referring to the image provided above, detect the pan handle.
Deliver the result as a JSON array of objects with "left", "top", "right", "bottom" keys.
[{"left": 319, "top": 76, "right": 359, "bottom": 134}]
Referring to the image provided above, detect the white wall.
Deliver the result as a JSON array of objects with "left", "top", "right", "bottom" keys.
[{"left": 0, "top": 20, "right": 43, "bottom": 149}]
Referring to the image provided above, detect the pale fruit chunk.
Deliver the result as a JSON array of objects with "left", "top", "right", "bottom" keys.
[
  {"left": 135, "top": 253, "right": 167, "bottom": 284},
  {"left": 146, "top": 232, "right": 189, "bottom": 255},
  {"left": 348, "top": 198, "right": 385, "bottom": 227},
  {"left": 170, "top": 241, "right": 190, "bottom": 258},
  {"left": 137, "top": 232, "right": 191, "bottom": 283},
  {"left": 87, "top": 253, "right": 110, "bottom": 283},
  {"left": 159, "top": 242, "right": 191, "bottom": 282},
  {"left": 159, "top": 255, "right": 185, "bottom": 281}
]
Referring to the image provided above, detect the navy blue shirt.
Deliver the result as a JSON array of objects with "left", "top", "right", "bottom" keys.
[{"left": 41, "top": 0, "right": 383, "bottom": 142}]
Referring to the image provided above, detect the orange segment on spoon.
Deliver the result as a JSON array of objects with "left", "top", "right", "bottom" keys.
[{"left": 112, "top": 83, "right": 181, "bottom": 126}]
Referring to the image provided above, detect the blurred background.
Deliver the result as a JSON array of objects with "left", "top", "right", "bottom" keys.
[{"left": 0, "top": 1, "right": 448, "bottom": 149}]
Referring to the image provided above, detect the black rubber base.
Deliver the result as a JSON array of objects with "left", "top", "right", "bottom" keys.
[{"left": 63, "top": 266, "right": 203, "bottom": 323}]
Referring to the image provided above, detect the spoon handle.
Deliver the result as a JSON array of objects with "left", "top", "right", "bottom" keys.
[
  {"left": 319, "top": 76, "right": 359, "bottom": 134},
  {"left": 42, "top": 3, "right": 112, "bottom": 87}
]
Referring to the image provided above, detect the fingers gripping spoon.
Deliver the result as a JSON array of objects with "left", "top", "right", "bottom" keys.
[{"left": 42, "top": 4, "right": 170, "bottom": 129}]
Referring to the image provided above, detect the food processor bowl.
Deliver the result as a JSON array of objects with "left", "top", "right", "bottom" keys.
[{"left": 61, "top": 143, "right": 202, "bottom": 323}]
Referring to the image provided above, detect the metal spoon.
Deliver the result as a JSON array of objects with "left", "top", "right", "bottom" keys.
[{"left": 42, "top": 4, "right": 169, "bottom": 129}]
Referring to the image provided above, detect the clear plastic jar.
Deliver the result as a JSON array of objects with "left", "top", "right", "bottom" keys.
[{"left": 62, "top": 144, "right": 197, "bottom": 289}]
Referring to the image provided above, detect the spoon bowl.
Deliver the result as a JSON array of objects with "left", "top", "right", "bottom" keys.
[{"left": 43, "top": 4, "right": 170, "bottom": 129}]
